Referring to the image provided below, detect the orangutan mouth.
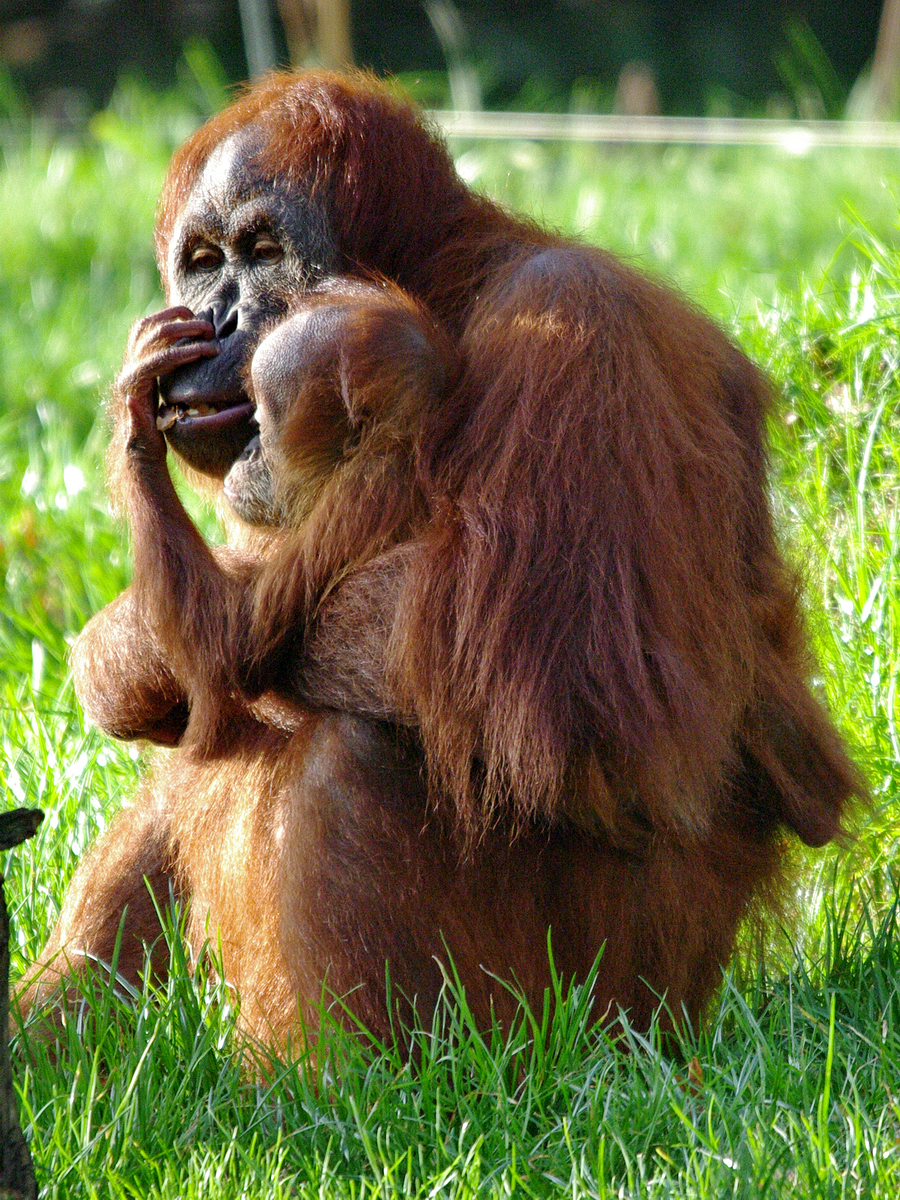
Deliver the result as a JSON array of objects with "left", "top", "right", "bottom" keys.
[{"left": 156, "top": 398, "right": 256, "bottom": 433}]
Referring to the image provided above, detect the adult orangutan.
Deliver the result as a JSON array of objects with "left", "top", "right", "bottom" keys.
[{"left": 19, "top": 71, "right": 862, "bottom": 1048}]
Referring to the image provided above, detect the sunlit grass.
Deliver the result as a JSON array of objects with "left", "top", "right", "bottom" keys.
[{"left": 454, "top": 136, "right": 900, "bottom": 320}]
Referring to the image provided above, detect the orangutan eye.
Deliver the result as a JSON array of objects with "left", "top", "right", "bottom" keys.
[
  {"left": 188, "top": 243, "right": 223, "bottom": 271},
  {"left": 252, "top": 234, "right": 283, "bottom": 263}
]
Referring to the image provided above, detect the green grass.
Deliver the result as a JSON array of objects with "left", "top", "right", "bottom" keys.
[
  {"left": 12, "top": 921, "right": 900, "bottom": 1199},
  {"left": 452, "top": 136, "right": 900, "bottom": 321},
  {"left": 3, "top": 76, "right": 900, "bottom": 1196}
]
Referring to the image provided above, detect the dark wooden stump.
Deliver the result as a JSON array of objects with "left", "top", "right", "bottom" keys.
[{"left": 1, "top": 808, "right": 42, "bottom": 1200}]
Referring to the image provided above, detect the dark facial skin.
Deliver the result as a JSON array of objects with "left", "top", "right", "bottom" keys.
[{"left": 157, "top": 129, "right": 335, "bottom": 481}]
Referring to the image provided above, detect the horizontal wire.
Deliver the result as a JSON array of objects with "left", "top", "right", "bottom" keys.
[{"left": 430, "top": 110, "right": 900, "bottom": 150}]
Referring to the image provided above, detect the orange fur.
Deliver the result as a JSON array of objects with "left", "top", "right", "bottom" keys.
[{"left": 19, "top": 71, "right": 863, "bottom": 1050}]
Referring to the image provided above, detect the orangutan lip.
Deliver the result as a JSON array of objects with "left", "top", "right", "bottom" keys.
[{"left": 157, "top": 398, "right": 256, "bottom": 433}]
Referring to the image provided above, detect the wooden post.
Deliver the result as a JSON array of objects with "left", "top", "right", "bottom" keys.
[
  {"left": 277, "top": 0, "right": 353, "bottom": 70},
  {"left": 870, "top": 0, "right": 900, "bottom": 116},
  {"left": 0, "top": 808, "right": 42, "bottom": 1200},
  {"left": 237, "top": 0, "right": 280, "bottom": 77},
  {"left": 314, "top": 0, "right": 353, "bottom": 69}
]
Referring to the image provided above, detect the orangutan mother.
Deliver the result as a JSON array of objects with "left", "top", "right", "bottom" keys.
[{"left": 19, "top": 71, "right": 862, "bottom": 1048}]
